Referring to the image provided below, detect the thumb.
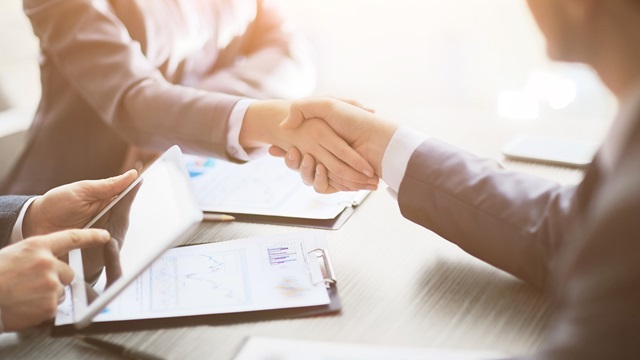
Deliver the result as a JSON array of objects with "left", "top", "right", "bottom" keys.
[
  {"left": 279, "top": 109, "right": 305, "bottom": 131},
  {"left": 279, "top": 97, "right": 338, "bottom": 130},
  {"left": 82, "top": 169, "right": 138, "bottom": 200}
]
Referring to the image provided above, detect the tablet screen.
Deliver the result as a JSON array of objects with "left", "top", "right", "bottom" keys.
[{"left": 69, "top": 146, "right": 202, "bottom": 327}]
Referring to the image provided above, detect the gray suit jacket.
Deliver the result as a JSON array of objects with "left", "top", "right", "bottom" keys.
[
  {"left": 1, "top": 0, "right": 314, "bottom": 195},
  {"left": 398, "top": 119, "right": 640, "bottom": 358},
  {"left": 0, "top": 196, "right": 31, "bottom": 248}
]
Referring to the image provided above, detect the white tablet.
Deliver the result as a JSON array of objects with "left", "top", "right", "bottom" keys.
[
  {"left": 501, "top": 135, "right": 598, "bottom": 167},
  {"left": 60, "top": 145, "right": 203, "bottom": 329}
]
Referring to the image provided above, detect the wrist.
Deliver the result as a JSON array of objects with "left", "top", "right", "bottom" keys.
[
  {"left": 364, "top": 121, "right": 398, "bottom": 176},
  {"left": 22, "top": 197, "right": 44, "bottom": 239},
  {"left": 239, "top": 99, "right": 291, "bottom": 148}
]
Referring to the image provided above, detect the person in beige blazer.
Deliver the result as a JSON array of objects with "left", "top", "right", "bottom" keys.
[
  {"left": 1, "top": 0, "right": 377, "bottom": 195},
  {"left": 272, "top": 0, "right": 640, "bottom": 358}
]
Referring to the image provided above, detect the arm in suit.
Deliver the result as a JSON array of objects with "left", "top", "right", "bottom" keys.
[
  {"left": 22, "top": 0, "right": 315, "bottom": 157},
  {"left": 273, "top": 97, "right": 582, "bottom": 288},
  {"left": 398, "top": 139, "right": 580, "bottom": 289},
  {"left": 398, "top": 133, "right": 640, "bottom": 359},
  {"left": 266, "top": 96, "right": 640, "bottom": 358},
  {"left": 0, "top": 196, "right": 32, "bottom": 249}
]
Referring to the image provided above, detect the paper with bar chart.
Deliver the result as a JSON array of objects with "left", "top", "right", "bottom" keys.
[{"left": 55, "top": 232, "right": 331, "bottom": 325}]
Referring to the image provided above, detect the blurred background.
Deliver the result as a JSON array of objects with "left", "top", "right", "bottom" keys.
[{"left": 0, "top": 0, "right": 616, "bottom": 173}]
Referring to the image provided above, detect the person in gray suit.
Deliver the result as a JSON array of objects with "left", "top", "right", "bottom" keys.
[
  {"left": 272, "top": 0, "right": 640, "bottom": 358},
  {"left": 0, "top": 170, "right": 137, "bottom": 332}
]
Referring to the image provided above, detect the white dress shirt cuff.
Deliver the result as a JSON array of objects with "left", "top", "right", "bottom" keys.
[
  {"left": 225, "top": 98, "right": 268, "bottom": 161},
  {"left": 10, "top": 196, "right": 38, "bottom": 245},
  {"left": 381, "top": 126, "right": 428, "bottom": 194}
]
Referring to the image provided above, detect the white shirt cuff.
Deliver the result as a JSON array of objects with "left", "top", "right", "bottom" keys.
[
  {"left": 381, "top": 126, "right": 428, "bottom": 193},
  {"left": 225, "top": 98, "right": 269, "bottom": 161},
  {"left": 10, "top": 196, "right": 38, "bottom": 244}
]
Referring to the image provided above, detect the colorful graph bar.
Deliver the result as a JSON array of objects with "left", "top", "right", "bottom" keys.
[{"left": 267, "top": 244, "right": 298, "bottom": 266}]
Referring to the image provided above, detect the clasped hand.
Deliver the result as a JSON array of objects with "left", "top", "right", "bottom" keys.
[{"left": 269, "top": 97, "right": 398, "bottom": 194}]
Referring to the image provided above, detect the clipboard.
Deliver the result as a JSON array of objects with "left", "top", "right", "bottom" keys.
[
  {"left": 185, "top": 154, "right": 371, "bottom": 230},
  {"left": 207, "top": 192, "right": 369, "bottom": 230},
  {"left": 52, "top": 232, "right": 341, "bottom": 336}
]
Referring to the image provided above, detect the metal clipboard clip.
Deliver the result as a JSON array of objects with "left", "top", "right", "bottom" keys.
[{"left": 307, "top": 248, "right": 337, "bottom": 288}]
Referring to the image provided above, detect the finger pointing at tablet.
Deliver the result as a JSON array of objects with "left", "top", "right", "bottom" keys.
[
  {"left": 0, "top": 229, "right": 111, "bottom": 332},
  {"left": 44, "top": 229, "right": 111, "bottom": 257}
]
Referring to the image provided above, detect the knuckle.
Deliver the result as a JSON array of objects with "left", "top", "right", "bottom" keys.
[
  {"left": 301, "top": 170, "right": 314, "bottom": 186},
  {"left": 44, "top": 298, "right": 58, "bottom": 316},
  {"left": 43, "top": 274, "right": 60, "bottom": 291},
  {"left": 302, "top": 177, "right": 313, "bottom": 187},
  {"left": 21, "top": 239, "right": 41, "bottom": 253},
  {"left": 285, "top": 156, "right": 300, "bottom": 170},
  {"left": 34, "top": 255, "right": 55, "bottom": 270},
  {"left": 67, "top": 229, "right": 83, "bottom": 245}
]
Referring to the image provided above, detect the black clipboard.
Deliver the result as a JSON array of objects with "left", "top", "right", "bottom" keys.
[
  {"left": 51, "top": 244, "right": 340, "bottom": 336},
  {"left": 51, "top": 288, "right": 340, "bottom": 336},
  {"left": 187, "top": 155, "right": 371, "bottom": 230},
  {"left": 208, "top": 202, "right": 358, "bottom": 230},
  {"left": 205, "top": 191, "right": 370, "bottom": 230}
]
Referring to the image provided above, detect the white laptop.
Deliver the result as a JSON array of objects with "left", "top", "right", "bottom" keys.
[{"left": 57, "top": 145, "right": 203, "bottom": 329}]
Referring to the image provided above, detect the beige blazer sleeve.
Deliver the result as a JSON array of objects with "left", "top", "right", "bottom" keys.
[
  {"left": 24, "top": 0, "right": 237, "bottom": 154},
  {"left": 23, "top": 0, "right": 314, "bottom": 155}
]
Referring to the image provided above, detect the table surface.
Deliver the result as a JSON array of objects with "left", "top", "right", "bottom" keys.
[{"left": 0, "top": 104, "right": 605, "bottom": 360}]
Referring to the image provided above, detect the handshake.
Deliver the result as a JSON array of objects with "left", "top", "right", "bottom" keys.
[
  {"left": 246, "top": 97, "right": 400, "bottom": 194},
  {"left": 0, "top": 97, "right": 395, "bottom": 332}
]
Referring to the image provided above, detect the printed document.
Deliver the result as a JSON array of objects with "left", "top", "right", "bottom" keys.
[
  {"left": 184, "top": 154, "right": 369, "bottom": 219},
  {"left": 55, "top": 232, "right": 331, "bottom": 325}
]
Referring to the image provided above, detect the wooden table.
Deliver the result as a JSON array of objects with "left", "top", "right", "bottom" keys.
[{"left": 1, "top": 104, "right": 605, "bottom": 359}]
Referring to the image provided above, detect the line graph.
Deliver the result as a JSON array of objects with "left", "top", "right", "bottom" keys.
[{"left": 150, "top": 250, "right": 248, "bottom": 311}]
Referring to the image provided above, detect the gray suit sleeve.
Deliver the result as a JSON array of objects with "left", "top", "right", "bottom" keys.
[
  {"left": 397, "top": 139, "right": 578, "bottom": 289},
  {"left": 0, "top": 196, "right": 32, "bottom": 249}
]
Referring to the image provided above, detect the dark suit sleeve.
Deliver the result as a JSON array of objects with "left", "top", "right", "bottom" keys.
[
  {"left": 397, "top": 139, "right": 579, "bottom": 289},
  {"left": 523, "top": 141, "right": 640, "bottom": 360},
  {"left": 0, "top": 196, "right": 32, "bottom": 248}
]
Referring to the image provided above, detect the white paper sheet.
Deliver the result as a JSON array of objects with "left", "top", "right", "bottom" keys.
[
  {"left": 233, "top": 337, "right": 506, "bottom": 360},
  {"left": 185, "top": 154, "right": 369, "bottom": 219}
]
